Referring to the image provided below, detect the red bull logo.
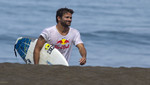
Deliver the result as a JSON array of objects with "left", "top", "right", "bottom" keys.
[{"left": 55, "top": 39, "right": 70, "bottom": 49}]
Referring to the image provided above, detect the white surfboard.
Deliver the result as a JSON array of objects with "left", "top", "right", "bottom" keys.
[{"left": 14, "top": 37, "right": 69, "bottom": 66}]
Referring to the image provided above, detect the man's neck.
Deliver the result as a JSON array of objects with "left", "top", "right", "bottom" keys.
[{"left": 56, "top": 24, "right": 69, "bottom": 36}]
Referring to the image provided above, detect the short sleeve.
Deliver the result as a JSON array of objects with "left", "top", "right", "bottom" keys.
[
  {"left": 40, "top": 29, "right": 49, "bottom": 42},
  {"left": 73, "top": 31, "right": 83, "bottom": 46}
]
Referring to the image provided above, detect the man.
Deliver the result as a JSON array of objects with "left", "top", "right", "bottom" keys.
[{"left": 34, "top": 8, "right": 87, "bottom": 65}]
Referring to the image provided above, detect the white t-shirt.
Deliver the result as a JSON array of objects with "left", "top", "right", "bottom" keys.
[{"left": 40, "top": 25, "right": 83, "bottom": 62}]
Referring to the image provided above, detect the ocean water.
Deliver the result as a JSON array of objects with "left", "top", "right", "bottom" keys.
[{"left": 1, "top": 0, "right": 150, "bottom": 67}]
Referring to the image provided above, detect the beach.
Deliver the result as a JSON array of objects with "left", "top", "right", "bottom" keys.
[{"left": 0, "top": 63, "right": 150, "bottom": 85}]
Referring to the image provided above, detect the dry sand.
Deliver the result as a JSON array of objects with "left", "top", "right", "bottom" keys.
[{"left": 0, "top": 63, "right": 150, "bottom": 85}]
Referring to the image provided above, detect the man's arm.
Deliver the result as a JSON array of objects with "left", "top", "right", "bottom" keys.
[
  {"left": 76, "top": 43, "right": 87, "bottom": 65},
  {"left": 33, "top": 36, "right": 46, "bottom": 64}
]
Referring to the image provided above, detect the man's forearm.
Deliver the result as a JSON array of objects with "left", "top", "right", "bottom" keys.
[
  {"left": 77, "top": 43, "right": 87, "bottom": 65},
  {"left": 33, "top": 49, "right": 40, "bottom": 64},
  {"left": 33, "top": 36, "right": 46, "bottom": 64},
  {"left": 79, "top": 46, "right": 87, "bottom": 58}
]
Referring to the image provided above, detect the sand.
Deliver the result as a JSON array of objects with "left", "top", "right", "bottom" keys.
[{"left": 0, "top": 63, "right": 150, "bottom": 85}]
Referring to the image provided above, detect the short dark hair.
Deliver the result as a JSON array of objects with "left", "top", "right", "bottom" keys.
[{"left": 56, "top": 8, "right": 74, "bottom": 23}]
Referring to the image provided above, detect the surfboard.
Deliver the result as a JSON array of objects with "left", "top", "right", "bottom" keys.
[{"left": 14, "top": 37, "right": 69, "bottom": 66}]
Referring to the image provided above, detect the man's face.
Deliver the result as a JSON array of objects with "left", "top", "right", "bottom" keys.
[{"left": 59, "top": 12, "right": 72, "bottom": 27}]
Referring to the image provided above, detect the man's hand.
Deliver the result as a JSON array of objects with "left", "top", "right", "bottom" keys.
[{"left": 80, "top": 57, "right": 86, "bottom": 65}]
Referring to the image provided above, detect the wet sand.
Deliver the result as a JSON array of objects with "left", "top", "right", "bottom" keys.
[{"left": 0, "top": 63, "right": 150, "bottom": 85}]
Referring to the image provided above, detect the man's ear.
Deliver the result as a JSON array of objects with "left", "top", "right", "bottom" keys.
[{"left": 57, "top": 16, "right": 61, "bottom": 22}]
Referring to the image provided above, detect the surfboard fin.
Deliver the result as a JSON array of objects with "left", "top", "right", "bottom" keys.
[{"left": 14, "top": 44, "right": 17, "bottom": 57}]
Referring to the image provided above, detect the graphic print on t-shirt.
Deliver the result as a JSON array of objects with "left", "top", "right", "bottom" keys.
[{"left": 55, "top": 38, "right": 70, "bottom": 49}]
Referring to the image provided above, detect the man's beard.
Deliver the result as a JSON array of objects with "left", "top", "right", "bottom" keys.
[{"left": 60, "top": 21, "right": 71, "bottom": 27}]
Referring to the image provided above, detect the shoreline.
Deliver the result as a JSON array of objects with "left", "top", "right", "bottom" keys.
[{"left": 0, "top": 63, "right": 150, "bottom": 85}]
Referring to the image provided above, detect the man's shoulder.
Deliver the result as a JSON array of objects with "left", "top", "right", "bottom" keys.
[
  {"left": 70, "top": 27, "right": 80, "bottom": 33},
  {"left": 43, "top": 25, "right": 56, "bottom": 32}
]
